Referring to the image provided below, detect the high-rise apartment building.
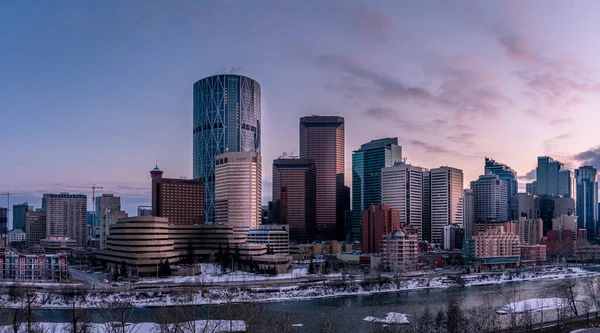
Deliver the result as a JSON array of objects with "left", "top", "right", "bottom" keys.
[
  {"left": 352, "top": 138, "right": 402, "bottom": 241},
  {"left": 511, "top": 193, "right": 539, "bottom": 220},
  {"left": 42, "top": 193, "right": 87, "bottom": 247},
  {"left": 193, "top": 75, "right": 261, "bottom": 223},
  {"left": 536, "top": 156, "right": 572, "bottom": 197},
  {"left": 26, "top": 209, "right": 47, "bottom": 247},
  {"left": 484, "top": 158, "right": 517, "bottom": 219},
  {"left": 0, "top": 208, "right": 7, "bottom": 234},
  {"left": 12, "top": 203, "right": 28, "bottom": 232},
  {"left": 463, "top": 189, "right": 475, "bottom": 240},
  {"left": 471, "top": 174, "right": 508, "bottom": 222},
  {"left": 299, "top": 115, "right": 345, "bottom": 241},
  {"left": 271, "top": 158, "right": 316, "bottom": 242},
  {"left": 575, "top": 166, "right": 598, "bottom": 241},
  {"left": 95, "top": 194, "right": 122, "bottom": 238},
  {"left": 381, "top": 163, "right": 424, "bottom": 238},
  {"left": 214, "top": 152, "right": 262, "bottom": 235},
  {"left": 152, "top": 166, "right": 205, "bottom": 225},
  {"left": 422, "top": 171, "right": 432, "bottom": 242},
  {"left": 99, "top": 210, "right": 128, "bottom": 250},
  {"left": 516, "top": 217, "right": 544, "bottom": 245},
  {"left": 361, "top": 204, "right": 400, "bottom": 254},
  {"left": 429, "top": 167, "right": 463, "bottom": 244},
  {"left": 380, "top": 230, "right": 419, "bottom": 271},
  {"left": 526, "top": 181, "right": 537, "bottom": 195}
]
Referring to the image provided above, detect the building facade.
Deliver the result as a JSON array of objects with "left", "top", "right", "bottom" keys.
[
  {"left": 511, "top": 193, "right": 539, "bottom": 220},
  {"left": 429, "top": 167, "right": 463, "bottom": 244},
  {"left": 137, "top": 206, "right": 152, "bottom": 217},
  {"left": 484, "top": 157, "right": 517, "bottom": 219},
  {"left": 42, "top": 193, "right": 87, "bottom": 247},
  {"left": 442, "top": 224, "right": 464, "bottom": 250},
  {"left": 516, "top": 217, "right": 544, "bottom": 245},
  {"left": 299, "top": 115, "right": 345, "bottom": 241},
  {"left": 7, "top": 230, "right": 26, "bottom": 244},
  {"left": 463, "top": 189, "right": 475, "bottom": 240},
  {"left": 152, "top": 171, "right": 205, "bottom": 225},
  {"left": 0, "top": 208, "right": 7, "bottom": 234},
  {"left": 26, "top": 209, "right": 46, "bottom": 247},
  {"left": 552, "top": 214, "right": 578, "bottom": 234},
  {"left": 193, "top": 74, "right": 261, "bottom": 223},
  {"left": 271, "top": 158, "right": 316, "bottom": 242},
  {"left": 0, "top": 253, "right": 67, "bottom": 282},
  {"left": 352, "top": 138, "right": 402, "bottom": 241},
  {"left": 575, "top": 166, "right": 598, "bottom": 241},
  {"left": 99, "top": 210, "right": 128, "bottom": 250},
  {"left": 536, "top": 156, "right": 572, "bottom": 197},
  {"left": 12, "top": 202, "right": 28, "bottom": 232},
  {"left": 361, "top": 204, "right": 400, "bottom": 254},
  {"left": 472, "top": 226, "right": 521, "bottom": 269},
  {"left": 526, "top": 181, "right": 537, "bottom": 195},
  {"left": 380, "top": 230, "right": 419, "bottom": 272},
  {"left": 39, "top": 236, "right": 78, "bottom": 253},
  {"left": 381, "top": 163, "right": 424, "bottom": 238},
  {"left": 214, "top": 152, "right": 262, "bottom": 235},
  {"left": 247, "top": 225, "right": 290, "bottom": 255},
  {"left": 471, "top": 174, "right": 508, "bottom": 222}
]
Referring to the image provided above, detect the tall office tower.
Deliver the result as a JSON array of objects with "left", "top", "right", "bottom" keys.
[
  {"left": 137, "top": 206, "right": 152, "bottom": 217},
  {"left": 26, "top": 209, "right": 46, "bottom": 247},
  {"left": 361, "top": 204, "right": 400, "bottom": 254},
  {"left": 526, "top": 181, "right": 537, "bottom": 195},
  {"left": 193, "top": 75, "right": 261, "bottom": 223},
  {"left": 539, "top": 196, "right": 575, "bottom": 234},
  {"left": 43, "top": 193, "right": 87, "bottom": 247},
  {"left": 463, "top": 189, "right": 475, "bottom": 240},
  {"left": 352, "top": 138, "right": 402, "bottom": 241},
  {"left": 299, "top": 116, "right": 345, "bottom": 241},
  {"left": 95, "top": 194, "right": 122, "bottom": 238},
  {"left": 99, "top": 210, "right": 128, "bottom": 250},
  {"left": 471, "top": 174, "right": 508, "bottom": 222},
  {"left": 12, "top": 202, "right": 28, "bottom": 231},
  {"left": 422, "top": 171, "right": 432, "bottom": 242},
  {"left": 558, "top": 170, "right": 574, "bottom": 198},
  {"left": 271, "top": 158, "right": 316, "bottom": 243},
  {"left": 152, "top": 167, "right": 204, "bottom": 225},
  {"left": 484, "top": 157, "right": 517, "bottom": 219},
  {"left": 214, "top": 152, "right": 262, "bottom": 235},
  {"left": 429, "top": 167, "right": 464, "bottom": 244},
  {"left": 536, "top": 156, "right": 567, "bottom": 197},
  {"left": 511, "top": 193, "right": 539, "bottom": 220},
  {"left": 575, "top": 166, "right": 598, "bottom": 241},
  {"left": 0, "top": 208, "right": 7, "bottom": 234},
  {"left": 381, "top": 163, "right": 424, "bottom": 238}
]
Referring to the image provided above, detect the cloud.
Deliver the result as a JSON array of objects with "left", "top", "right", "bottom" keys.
[
  {"left": 363, "top": 107, "right": 426, "bottom": 131},
  {"left": 408, "top": 140, "right": 478, "bottom": 159},
  {"left": 542, "top": 133, "right": 572, "bottom": 153},
  {"left": 572, "top": 146, "right": 600, "bottom": 169},
  {"left": 446, "top": 133, "right": 476, "bottom": 146},
  {"left": 518, "top": 168, "right": 536, "bottom": 181}
]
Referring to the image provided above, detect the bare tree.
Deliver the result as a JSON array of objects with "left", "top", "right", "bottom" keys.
[
  {"left": 559, "top": 277, "right": 579, "bottom": 318},
  {"left": 99, "top": 298, "right": 139, "bottom": 333},
  {"left": 580, "top": 295, "right": 594, "bottom": 328},
  {"left": 584, "top": 275, "right": 600, "bottom": 318},
  {"left": 518, "top": 300, "right": 535, "bottom": 333}
]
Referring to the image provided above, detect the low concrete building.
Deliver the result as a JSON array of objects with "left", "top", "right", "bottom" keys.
[
  {"left": 380, "top": 230, "right": 419, "bottom": 272},
  {"left": 40, "top": 236, "right": 77, "bottom": 254},
  {"left": 7, "top": 229, "right": 26, "bottom": 244},
  {"left": 247, "top": 225, "right": 290, "bottom": 255},
  {"left": 95, "top": 217, "right": 180, "bottom": 277},
  {"left": 0, "top": 252, "right": 68, "bottom": 282},
  {"left": 168, "top": 223, "right": 246, "bottom": 260}
]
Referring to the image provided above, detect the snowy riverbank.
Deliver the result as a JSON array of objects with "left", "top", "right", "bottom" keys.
[{"left": 1, "top": 266, "right": 596, "bottom": 309}]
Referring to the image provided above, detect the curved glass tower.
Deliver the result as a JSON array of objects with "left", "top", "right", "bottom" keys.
[{"left": 193, "top": 75, "right": 261, "bottom": 223}]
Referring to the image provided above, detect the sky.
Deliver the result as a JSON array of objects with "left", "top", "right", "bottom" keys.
[{"left": 2, "top": 0, "right": 600, "bottom": 225}]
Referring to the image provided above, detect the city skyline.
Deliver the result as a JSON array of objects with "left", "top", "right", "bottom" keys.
[{"left": 3, "top": 1, "right": 600, "bottom": 219}]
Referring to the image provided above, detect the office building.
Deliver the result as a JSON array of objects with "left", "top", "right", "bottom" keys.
[
  {"left": 575, "top": 166, "right": 598, "bottom": 241},
  {"left": 299, "top": 115, "right": 345, "bottom": 240},
  {"left": 516, "top": 217, "right": 543, "bottom": 245},
  {"left": 539, "top": 196, "right": 575, "bottom": 235},
  {"left": 0, "top": 208, "right": 7, "bottom": 234},
  {"left": 42, "top": 193, "right": 87, "bottom": 247},
  {"left": 381, "top": 163, "right": 424, "bottom": 237},
  {"left": 193, "top": 74, "right": 261, "bottom": 223},
  {"left": 526, "top": 181, "right": 537, "bottom": 195},
  {"left": 40, "top": 236, "right": 78, "bottom": 253},
  {"left": 271, "top": 158, "right": 316, "bottom": 242},
  {"left": 247, "top": 225, "right": 290, "bottom": 255},
  {"left": 422, "top": 171, "right": 432, "bottom": 242},
  {"left": 361, "top": 204, "right": 400, "bottom": 254},
  {"left": 442, "top": 224, "right": 464, "bottom": 250},
  {"left": 12, "top": 202, "right": 28, "bottom": 231},
  {"left": 559, "top": 170, "right": 574, "bottom": 198},
  {"left": 511, "top": 193, "right": 539, "bottom": 220},
  {"left": 484, "top": 157, "right": 517, "bottom": 219},
  {"left": 536, "top": 156, "right": 572, "bottom": 197},
  {"left": 96, "top": 217, "right": 180, "bottom": 277},
  {"left": 380, "top": 230, "right": 419, "bottom": 271},
  {"left": 26, "top": 210, "right": 46, "bottom": 247},
  {"left": 99, "top": 210, "right": 128, "bottom": 250},
  {"left": 352, "top": 138, "right": 402, "bottom": 241},
  {"left": 214, "top": 152, "right": 262, "bottom": 235},
  {"left": 471, "top": 174, "right": 508, "bottom": 222},
  {"left": 463, "top": 189, "right": 475, "bottom": 240},
  {"left": 429, "top": 167, "right": 464, "bottom": 244},
  {"left": 552, "top": 215, "right": 578, "bottom": 234},
  {"left": 152, "top": 166, "right": 205, "bottom": 225},
  {"left": 137, "top": 206, "right": 152, "bottom": 217}
]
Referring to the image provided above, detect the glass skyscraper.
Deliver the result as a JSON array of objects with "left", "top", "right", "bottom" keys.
[
  {"left": 484, "top": 157, "right": 517, "bottom": 219},
  {"left": 193, "top": 75, "right": 261, "bottom": 223},
  {"left": 536, "top": 156, "right": 572, "bottom": 198},
  {"left": 351, "top": 138, "right": 402, "bottom": 242},
  {"left": 12, "top": 202, "right": 28, "bottom": 231},
  {"left": 575, "top": 166, "right": 598, "bottom": 241}
]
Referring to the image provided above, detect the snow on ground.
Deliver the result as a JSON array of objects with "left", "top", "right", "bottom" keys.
[
  {"left": 363, "top": 312, "right": 410, "bottom": 325},
  {"left": 464, "top": 267, "right": 596, "bottom": 287},
  {"left": 0, "top": 320, "right": 246, "bottom": 333},
  {"left": 501, "top": 298, "right": 567, "bottom": 313},
  {"left": 291, "top": 324, "right": 304, "bottom": 327}
]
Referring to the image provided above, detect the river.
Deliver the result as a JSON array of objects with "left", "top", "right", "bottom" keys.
[{"left": 29, "top": 267, "right": 600, "bottom": 332}]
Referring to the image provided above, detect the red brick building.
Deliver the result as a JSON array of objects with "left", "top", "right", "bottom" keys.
[{"left": 361, "top": 204, "right": 400, "bottom": 254}]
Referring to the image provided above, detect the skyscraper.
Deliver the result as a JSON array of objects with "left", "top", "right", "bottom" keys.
[
  {"left": 471, "top": 174, "right": 508, "bottom": 222},
  {"left": 463, "top": 189, "right": 475, "bottom": 240},
  {"left": 43, "top": 193, "right": 87, "bottom": 247},
  {"left": 575, "top": 166, "right": 598, "bottom": 241},
  {"left": 511, "top": 193, "right": 539, "bottom": 220},
  {"left": 299, "top": 116, "right": 345, "bottom": 241},
  {"left": 271, "top": 158, "right": 316, "bottom": 242},
  {"left": 352, "top": 138, "right": 402, "bottom": 241},
  {"left": 214, "top": 152, "right": 262, "bottom": 235},
  {"left": 559, "top": 170, "right": 574, "bottom": 198},
  {"left": 26, "top": 209, "right": 46, "bottom": 247},
  {"left": 429, "top": 167, "right": 464, "bottom": 244},
  {"left": 193, "top": 74, "right": 261, "bottom": 223},
  {"left": 422, "top": 171, "right": 432, "bottom": 242},
  {"left": 152, "top": 167, "right": 205, "bottom": 225},
  {"left": 95, "top": 194, "right": 123, "bottom": 238},
  {"left": 381, "top": 163, "right": 424, "bottom": 238},
  {"left": 526, "top": 181, "right": 537, "bottom": 195},
  {"left": 484, "top": 157, "right": 517, "bottom": 219},
  {"left": 12, "top": 202, "right": 28, "bottom": 231},
  {"left": 0, "top": 208, "right": 7, "bottom": 234},
  {"left": 536, "top": 156, "right": 571, "bottom": 197}
]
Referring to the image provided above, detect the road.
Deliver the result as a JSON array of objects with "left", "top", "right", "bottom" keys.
[{"left": 68, "top": 267, "right": 110, "bottom": 289}]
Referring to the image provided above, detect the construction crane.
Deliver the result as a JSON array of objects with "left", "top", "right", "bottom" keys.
[
  {"left": 65, "top": 184, "right": 104, "bottom": 211},
  {"left": 0, "top": 191, "right": 27, "bottom": 230}
]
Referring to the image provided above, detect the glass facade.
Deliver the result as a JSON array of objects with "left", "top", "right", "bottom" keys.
[
  {"left": 193, "top": 75, "right": 261, "bottom": 223},
  {"left": 576, "top": 166, "right": 598, "bottom": 241},
  {"left": 536, "top": 156, "right": 570, "bottom": 197},
  {"left": 351, "top": 138, "right": 402, "bottom": 242},
  {"left": 12, "top": 203, "right": 28, "bottom": 231},
  {"left": 484, "top": 157, "right": 517, "bottom": 219}
]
